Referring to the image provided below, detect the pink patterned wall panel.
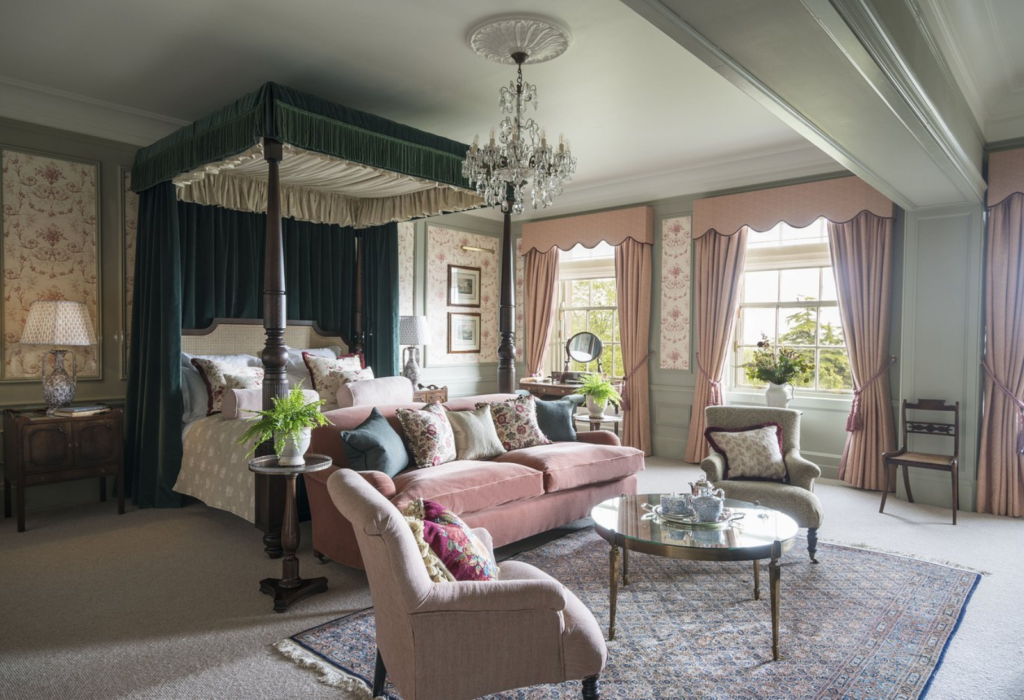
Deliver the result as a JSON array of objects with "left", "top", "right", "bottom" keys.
[
  {"left": 398, "top": 221, "right": 415, "bottom": 316},
  {"left": 2, "top": 150, "right": 100, "bottom": 380},
  {"left": 659, "top": 215, "right": 691, "bottom": 371}
]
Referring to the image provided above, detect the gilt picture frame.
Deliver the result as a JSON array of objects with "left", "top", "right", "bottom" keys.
[
  {"left": 447, "top": 264, "right": 481, "bottom": 307},
  {"left": 447, "top": 312, "right": 481, "bottom": 354}
]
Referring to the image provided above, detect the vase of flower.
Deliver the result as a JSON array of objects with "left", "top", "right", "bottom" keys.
[{"left": 744, "top": 335, "right": 812, "bottom": 408}]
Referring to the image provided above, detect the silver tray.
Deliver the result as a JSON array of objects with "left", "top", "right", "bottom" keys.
[{"left": 643, "top": 503, "right": 745, "bottom": 530}]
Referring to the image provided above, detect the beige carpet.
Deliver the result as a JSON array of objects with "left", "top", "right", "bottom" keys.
[{"left": 0, "top": 457, "right": 1019, "bottom": 699}]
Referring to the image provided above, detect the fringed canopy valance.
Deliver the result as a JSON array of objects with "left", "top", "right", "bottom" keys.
[
  {"left": 987, "top": 148, "right": 1024, "bottom": 209},
  {"left": 693, "top": 176, "right": 893, "bottom": 238},
  {"left": 131, "top": 82, "right": 483, "bottom": 227},
  {"left": 521, "top": 206, "right": 654, "bottom": 254}
]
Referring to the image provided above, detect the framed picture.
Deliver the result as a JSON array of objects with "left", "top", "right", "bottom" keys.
[
  {"left": 448, "top": 312, "right": 481, "bottom": 354},
  {"left": 448, "top": 264, "right": 481, "bottom": 307}
]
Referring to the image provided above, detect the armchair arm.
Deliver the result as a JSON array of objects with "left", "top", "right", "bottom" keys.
[
  {"left": 357, "top": 470, "right": 397, "bottom": 500},
  {"left": 785, "top": 448, "right": 821, "bottom": 491},
  {"left": 577, "top": 430, "right": 621, "bottom": 447},
  {"left": 700, "top": 452, "right": 725, "bottom": 482},
  {"left": 415, "top": 578, "right": 568, "bottom": 614}
]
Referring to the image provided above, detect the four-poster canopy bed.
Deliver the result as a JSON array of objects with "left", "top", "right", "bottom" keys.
[{"left": 126, "top": 82, "right": 488, "bottom": 557}]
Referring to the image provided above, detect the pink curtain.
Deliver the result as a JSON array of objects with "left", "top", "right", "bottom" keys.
[
  {"left": 524, "top": 248, "right": 560, "bottom": 377},
  {"left": 615, "top": 239, "right": 653, "bottom": 454},
  {"left": 977, "top": 194, "right": 1024, "bottom": 515},
  {"left": 827, "top": 212, "right": 896, "bottom": 490},
  {"left": 684, "top": 228, "right": 748, "bottom": 463}
]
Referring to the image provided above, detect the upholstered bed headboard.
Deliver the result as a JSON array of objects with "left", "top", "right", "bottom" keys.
[{"left": 182, "top": 318, "right": 349, "bottom": 356}]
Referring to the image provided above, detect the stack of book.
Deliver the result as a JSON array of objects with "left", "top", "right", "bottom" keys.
[{"left": 52, "top": 405, "right": 111, "bottom": 418}]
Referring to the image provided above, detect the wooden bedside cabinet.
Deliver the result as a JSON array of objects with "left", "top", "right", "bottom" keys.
[
  {"left": 3, "top": 408, "right": 124, "bottom": 532},
  {"left": 414, "top": 385, "right": 449, "bottom": 404}
]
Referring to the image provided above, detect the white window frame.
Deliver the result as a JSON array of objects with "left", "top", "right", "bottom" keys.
[{"left": 549, "top": 255, "right": 622, "bottom": 377}]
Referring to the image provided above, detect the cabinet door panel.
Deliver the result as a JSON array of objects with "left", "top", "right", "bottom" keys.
[
  {"left": 21, "top": 423, "right": 73, "bottom": 473},
  {"left": 74, "top": 419, "right": 121, "bottom": 467}
]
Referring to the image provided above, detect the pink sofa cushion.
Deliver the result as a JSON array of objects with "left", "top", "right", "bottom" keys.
[
  {"left": 392, "top": 460, "right": 544, "bottom": 514},
  {"left": 492, "top": 442, "right": 644, "bottom": 493}
]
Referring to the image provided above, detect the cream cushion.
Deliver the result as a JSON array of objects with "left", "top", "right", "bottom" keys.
[{"left": 447, "top": 405, "right": 506, "bottom": 461}]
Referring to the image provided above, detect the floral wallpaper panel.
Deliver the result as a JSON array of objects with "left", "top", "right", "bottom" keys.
[
  {"left": 426, "top": 226, "right": 499, "bottom": 365},
  {"left": 398, "top": 221, "right": 415, "bottom": 316},
  {"left": 2, "top": 150, "right": 100, "bottom": 380},
  {"left": 123, "top": 169, "right": 139, "bottom": 377},
  {"left": 659, "top": 215, "right": 692, "bottom": 371}
]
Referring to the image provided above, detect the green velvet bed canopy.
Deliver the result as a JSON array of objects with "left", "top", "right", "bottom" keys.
[{"left": 125, "top": 82, "right": 483, "bottom": 538}]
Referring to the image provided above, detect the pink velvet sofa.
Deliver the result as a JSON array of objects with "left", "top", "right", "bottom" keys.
[{"left": 305, "top": 393, "right": 644, "bottom": 569}]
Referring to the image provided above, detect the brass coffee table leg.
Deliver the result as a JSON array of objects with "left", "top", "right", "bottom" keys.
[
  {"left": 753, "top": 559, "right": 760, "bottom": 600},
  {"left": 769, "top": 542, "right": 782, "bottom": 660},
  {"left": 608, "top": 544, "right": 621, "bottom": 640},
  {"left": 622, "top": 545, "right": 630, "bottom": 586}
]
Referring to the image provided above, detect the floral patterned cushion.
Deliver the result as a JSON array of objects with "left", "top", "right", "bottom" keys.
[
  {"left": 478, "top": 395, "right": 550, "bottom": 451},
  {"left": 191, "top": 358, "right": 265, "bottom": 415},
  {"left": 704, "top": 422, "right": 788, "bottom": 482},
  {"left": 404, "top": 498, "right": 499, "bottom": 582},
  {"left": 395, "top": 403, "right": 457, "bottom": 468},
  {"left": 302, "top": 352, "right": 366, "bottom": 407}
]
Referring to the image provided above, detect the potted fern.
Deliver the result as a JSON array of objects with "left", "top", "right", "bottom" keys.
[
  {"left": 575, "top": 373, "right": 623, "bottom": 419},
  {"left": 238, "top": 385, "right": 330, "bottom": 466}
]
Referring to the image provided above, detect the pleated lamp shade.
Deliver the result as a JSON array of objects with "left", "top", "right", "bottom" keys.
[
  {"left": 20, "top": 300, "right": 97, "bottom": 346},
  {"left": 399, "top": 315, "right": 430, "bottom": 346}
]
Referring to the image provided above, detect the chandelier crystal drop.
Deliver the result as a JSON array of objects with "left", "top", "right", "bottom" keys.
[{"left": 462, "top": 53, "right": 576, "bottom": 214}]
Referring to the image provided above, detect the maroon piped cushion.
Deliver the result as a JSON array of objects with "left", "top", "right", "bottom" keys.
[
  {"left": 704, "top": 422, "right": 789, "bottom": 483},
  {"left": 413, "top": 499, "right": 499, "bottom": 582}
]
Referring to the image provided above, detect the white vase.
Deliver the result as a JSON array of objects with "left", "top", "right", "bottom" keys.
[
  {"left": 765, "top": 382, "right": 794, "bottom": 408},
  {"left": 587, "top": 396, "right": 608, "bottom": 419},
  {"left": 277, "top": 427, "right": 312, "bottom": 466}
]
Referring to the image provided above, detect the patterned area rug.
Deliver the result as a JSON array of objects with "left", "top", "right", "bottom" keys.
[{"left": 276, "top": 528, "right": 979, "bottom": 699}]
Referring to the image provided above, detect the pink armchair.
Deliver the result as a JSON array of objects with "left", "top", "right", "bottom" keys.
[{"left": 328, "top": 469, "right": 607, "bottom": 700}]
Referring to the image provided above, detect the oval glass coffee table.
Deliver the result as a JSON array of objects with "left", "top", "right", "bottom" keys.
[{"left": 591, "top": 494, "right": 799, "bottom": 660}]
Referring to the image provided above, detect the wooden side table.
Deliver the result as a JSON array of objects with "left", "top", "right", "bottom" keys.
[
  {"left": 248, "top": 453, "right": 332, "bottom": 612},
  {"left": 414, "top": 384, "right": 448, "bottom": 403},
  {"left": 3, "top": 408, "right": 124, "bottom": 532},
  {"left": 574, "top": 413, "right": 623, "bottom": 437}
]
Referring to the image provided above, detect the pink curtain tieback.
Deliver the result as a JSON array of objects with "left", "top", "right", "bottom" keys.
[
  {"left": 982, "top": 361, "right": 1024, "bottom": 455},
  {"left": 846, "top": 355, "right": 897, "bottom": 432},
  {"left": 618, "top": 351, "right": 653, "bottom": 412},
  {"left": 696, "top": 352, "right": 723, "bottom": 407}
]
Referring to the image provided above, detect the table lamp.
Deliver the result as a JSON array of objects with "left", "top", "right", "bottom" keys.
[
  {"left": 19, "top": 300, "right": 97, "bottom": 413},
  {"left": 399, "top": 315, "right": 430, "bottom": 388}
]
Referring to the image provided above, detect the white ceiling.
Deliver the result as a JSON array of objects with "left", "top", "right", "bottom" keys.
[
  {"left": 0, "top": 0, "right": 839, "bottom": 218},
  {"left": 919, "top": 0, "right": 1024, "bottom": 142}
]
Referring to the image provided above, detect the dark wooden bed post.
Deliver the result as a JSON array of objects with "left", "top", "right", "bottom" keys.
[
  {"left": 257, "top": 137, "right": 288, "bottom": 558},
  {"left": 497, "top": 199, "right": 516, "bottom": 393},
  {"left": 352, "top": 232, "right": 365, "bottom": 354}
]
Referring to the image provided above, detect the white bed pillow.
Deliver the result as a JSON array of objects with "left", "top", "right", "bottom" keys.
[{"left": 181, "top": 353, "right": 262, "bottom": 421}]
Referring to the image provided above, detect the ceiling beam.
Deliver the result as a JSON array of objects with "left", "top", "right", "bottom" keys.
[{"left": 620, "top": 0, "right": 985, "bottom": 210}]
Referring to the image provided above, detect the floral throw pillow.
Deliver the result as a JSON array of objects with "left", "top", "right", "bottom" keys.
[
  {"left": 704, "top": 422, "right": 788, "bottom": 482},
  {"left": 478, "top": 395, "right": 550, "bottom": 451},
  {"left": 395, "top": 403, "right": 457, "bottom": 468},
  {"left": 302, "top": 352, "right": 366, "bottom": 407},
  {"left": 404, "top": 498, "right": 499, "bottom": 582},
  {"left": 191, "top": 358, "right": 265, "bottom": 415}
]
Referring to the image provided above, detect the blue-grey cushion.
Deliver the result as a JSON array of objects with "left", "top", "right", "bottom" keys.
[
  {"left": 535, "top": 398, "right": 578, "bottom": 443},
  {"left": 340, "top": 408, "right": 409, "bottom": 477}
]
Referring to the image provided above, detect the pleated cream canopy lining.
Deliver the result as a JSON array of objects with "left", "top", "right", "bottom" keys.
[{"left": 173, "top": 141, "right": 484, "bottom": 228}]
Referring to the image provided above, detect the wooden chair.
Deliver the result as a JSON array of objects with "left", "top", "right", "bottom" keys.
[{"left": 880, "top": 399, "right": 960, "bottom": 524}]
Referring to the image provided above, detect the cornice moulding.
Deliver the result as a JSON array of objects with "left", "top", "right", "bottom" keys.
[{"left": 0, "top": 76, "right": 187, "bottom": 147}]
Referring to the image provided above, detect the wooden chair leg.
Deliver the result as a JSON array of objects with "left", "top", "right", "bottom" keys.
[
  {"left": 372, "top": 648, "right": 386, "bottom": 697},
  {"left": 582, "top": 675, "right": 601, "bottom": 699},
  {"left": 902, "top": 464, "right": 915, "bottom": 503},
  {"left": 807, "top": 527, "right": 819, "bottom": 564},
  {"left": 879, "top": 463, "right": 892, "bottom": 513},
  {"left": 951, "top": 464, "right": 959, "bottom": 525}
]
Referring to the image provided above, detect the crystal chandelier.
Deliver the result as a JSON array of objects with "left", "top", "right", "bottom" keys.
[{"left": 463, "top": 52, "right": 576, "bottom": 214}]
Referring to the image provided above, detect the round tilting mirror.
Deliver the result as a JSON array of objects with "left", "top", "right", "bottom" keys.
[{"left": 566, "top": 331, "right": 604, "bottom": 365}]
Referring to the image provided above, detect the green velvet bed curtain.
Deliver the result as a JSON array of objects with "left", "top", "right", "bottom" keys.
[
  {"left": 125, "top": 183, "right": 185, "bottom": 508},
  {"left": 126, "top": 200, "right": 398, "bottom": 508}
]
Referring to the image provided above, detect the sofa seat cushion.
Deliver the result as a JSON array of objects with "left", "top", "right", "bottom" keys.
[
  {"left": 392, "top": 460, "right": 544, "bottom": 514},
  {"left": 492, "top": 442, "right": 644, "bottom": 493}
]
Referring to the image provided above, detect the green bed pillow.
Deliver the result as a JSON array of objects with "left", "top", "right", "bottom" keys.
[
  {"left": 534, "top": 397, "right": 578, "bottom": 443},
  {"left": 340, "top": 408, "right": 409, "bottom": 477}
]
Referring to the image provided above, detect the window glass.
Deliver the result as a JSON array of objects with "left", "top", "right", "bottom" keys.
[
  {"left": 557, "top": 277, "right": 622, "bottom": 377},
  {"left": 779, "top": 267, "right": 820, "bottom": 302}
]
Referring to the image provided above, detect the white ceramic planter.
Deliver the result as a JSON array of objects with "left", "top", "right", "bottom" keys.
[
  {"left": 586, "top": 396, "right": 608, "bottom": 419},
  {"left": 277, "top": 427, "right": 312, "bottom": 466},
  {"left": 765, "top": 382, "right": 795, "bottom": 408}
]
